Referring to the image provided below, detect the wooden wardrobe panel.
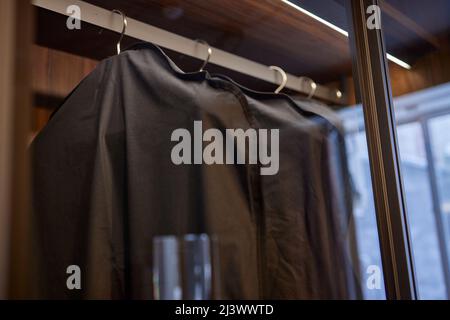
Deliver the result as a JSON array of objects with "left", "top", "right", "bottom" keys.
[
  {"left": 32, "top": 45, "right": 98, "bottom": 98},
  {"left": 0, "top": 0, "right": 34, "bottom": 299}
]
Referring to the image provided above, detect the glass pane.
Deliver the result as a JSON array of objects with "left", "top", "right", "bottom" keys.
[
  {"left": 381, "top": 0, "right": 450, "bottom": 299},
  {"left": 26, "top": 0, "right": 387, "bottom": 299}
]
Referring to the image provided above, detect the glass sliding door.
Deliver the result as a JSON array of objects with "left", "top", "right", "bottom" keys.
[{"left": 27, "top": 0, "right": 404, "bottom": 299}]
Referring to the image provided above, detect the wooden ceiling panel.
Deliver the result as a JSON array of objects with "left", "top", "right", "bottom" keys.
[{"left": 38, "top": 0, "right": 353, "bottom": 82}]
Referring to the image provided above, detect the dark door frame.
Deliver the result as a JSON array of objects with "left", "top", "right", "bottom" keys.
[{"left": 346, "top": 0, "right": 418, "bottom": 299}]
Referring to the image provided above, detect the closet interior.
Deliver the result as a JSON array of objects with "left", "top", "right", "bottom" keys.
[{"left": 2, "top": 0, "right": 450, "bottom": 300}]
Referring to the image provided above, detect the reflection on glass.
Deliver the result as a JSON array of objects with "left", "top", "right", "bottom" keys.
[
  {"left": 153, "top": 236, "right": 182, "bottom": 300},
  {"left": 340, "top": 83, "right": 450, "bottom": 299},
  {"left": 341, "top": 106, "right": 386, "bottom": 300},
  {"left": 397, "top": 122, "right": 446, "bottom": 299},
  {"left": 429, "top": 115, "right": 450, "bottom": 224},
  {"left": 387, "top": 85, "right": 450, "bottom": 300},
  {"left": 182, "top": 234, "right": 212, "bottom": 300},
  {"left": 153, "top": 234, "right": 215, "bottom": 300}
]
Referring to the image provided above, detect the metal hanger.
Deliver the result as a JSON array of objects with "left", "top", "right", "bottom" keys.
[
  {"left": 194, "top": 40, "right": 212, "bottom": 72},
  {"left": 112, "top": 10, "right": 128, "bottom": 55},
  {"left": 299, "top": 76, "right": 317, "bottom": 99},
  {"left": 269, "top": 66, "right": 287, "bottom": 94}
]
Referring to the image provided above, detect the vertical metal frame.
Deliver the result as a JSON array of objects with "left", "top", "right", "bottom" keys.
[{"left": 346, "top": 0, "right": 417, "bottom": 299}]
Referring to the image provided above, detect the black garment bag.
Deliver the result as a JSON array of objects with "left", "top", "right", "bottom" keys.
[
  {"left": 32, "top": 42, "right": 360, "bottom": 299},
  {"left": 210, "top": 73, "right": 361, "bottom": 299}
]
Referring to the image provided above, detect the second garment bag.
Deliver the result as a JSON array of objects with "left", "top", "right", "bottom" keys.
[{"left": 210, "top": 74, "right": 361, "bottom": 299}]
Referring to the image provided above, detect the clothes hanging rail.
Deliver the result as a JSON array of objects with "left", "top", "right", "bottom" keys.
[{"left": 33, "top": 0, "right": 345, "bottom": 104}]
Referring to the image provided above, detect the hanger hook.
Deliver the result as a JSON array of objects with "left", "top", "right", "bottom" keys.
[
  {"left": 112, "top": 9, "right": 128, "bottom": 55},
  {"left": 299, "top": 76, "right": 317, "bottom": 99},
  {"left": 269, "top": 66, "right": 287, "bottom": 94},
  {"left": 195, "top": 39, "right": 212, "bottom": 72}
]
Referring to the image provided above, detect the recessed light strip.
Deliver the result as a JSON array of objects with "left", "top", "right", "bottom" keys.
[
  {"left": 386, "top": 53, "right": 412, "bottom": 70},
  {"left": 281, "top": 0, "right": 411, "bottom": 70}
]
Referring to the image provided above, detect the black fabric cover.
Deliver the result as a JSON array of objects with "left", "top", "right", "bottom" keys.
[
  {"left": 31, "top": 43, "right": 360, "bottom": 299},
  {"left": 209, "top": 75, "right": 361, "bottom": 299}
]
